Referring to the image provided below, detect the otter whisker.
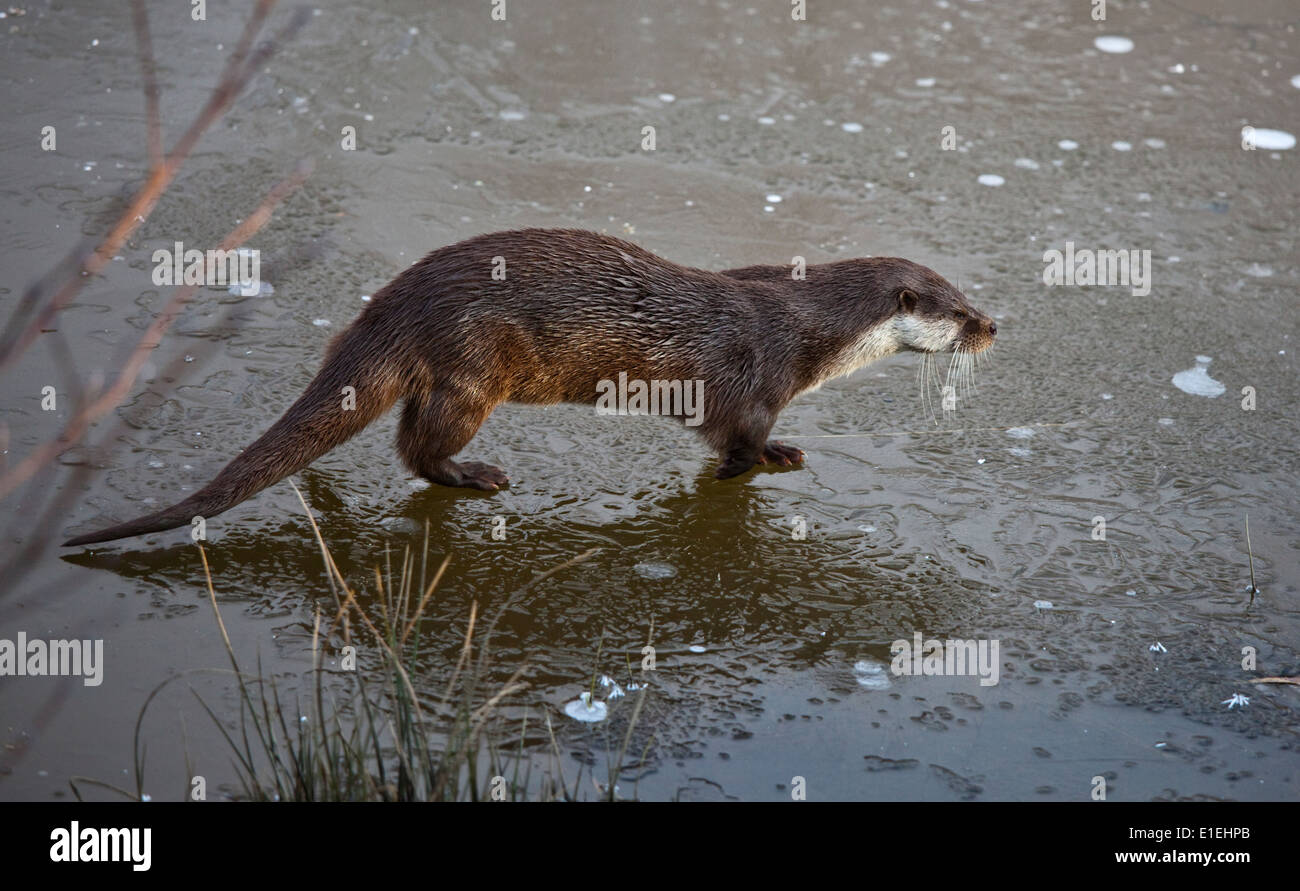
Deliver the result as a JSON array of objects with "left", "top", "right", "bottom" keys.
[
  {"left": 918, "top": 352, "right": 937, "bottom": 423},
  {"left": 941, "top": 348, "right": 962, "bottom": 416},
  {"left": 934, "top": 355, "right": 945, "bottom": 410},
  {"left": 919, "top": 353, "right": 930, "bottom": 422},
  {"left": 937, "top": 359, "right": 948, "bottom": 415}
]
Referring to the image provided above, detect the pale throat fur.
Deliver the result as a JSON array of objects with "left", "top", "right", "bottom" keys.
[{"left": 806, "top": 313, "right": 961, "bottom": 392}]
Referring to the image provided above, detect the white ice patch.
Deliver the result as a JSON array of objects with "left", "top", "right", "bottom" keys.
[
  {"left": 1094, "top": 36, "right": 1134, "bottom": 54},
  {"left": 634, "top": 561, "right": 677, "bottom": 579},
  {"left": 1172, "top": 355, "right": 1225, "bottom": 398},
  {"left": 1058, "top": 139, "right": 1079, "bottom": 150},
  {"left": 853, "top": 660, "right": 891, "bottom": 690},
  {"left": 841, "top": 122, "right": 864, "bottom": 133},
  {"left": 915, "top": 77, "right": 936, "bottom": 87},
  {"left": 1013, "top": 158, "right": 1040, "bottom": 170},
  {"left": 499, "top": 109, "right": 527, "bottom": 121},
  {"left": 1244, "top": 263, "right": 1273, "bottom": 277},
  {"left": 229, "top": 282, "right": 274, "bottom": 297},
  {"left": 1111, "top": 141, "right": 1132, "bottom": 151},
  {"left": 870, "top": 51, "right": 891, "bottom": 65},
  {"left": 688, "top": 644, "right": 707, "bottom": 653},
  {"left": 977, "top": 173, "right": 1005, "bottom": 186},
  {"left": 564, "top": 692, "right": 607, "bottom": 723},
  {"left": 1244, "top": 127, "right": 1296, "bottom": 150},
  {"left": 1005, "top": 427, "right": 1036, "bottom": 439},
  {"left": 1034, "top": 600, "right": 1054, "bottom": 610}
]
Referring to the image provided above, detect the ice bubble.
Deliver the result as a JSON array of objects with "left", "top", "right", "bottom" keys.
[
  {"left": 1094, "top": 36, "right": 1134, "bottom": 54},
  {"left": 1171, "top": 355, "right": 1225, "bottom": 398},
  {"left": 1244, "top": 127, "right": 1295, "bottom": 150},
  {"left": 853, "top": 660, "right": 891, "bottom": 690},
  {"left": 564, "top": 692, "right": 607, "bottom": 723},
  {"left": 633, "top": 562, "right": 677, "bottom": 579}
]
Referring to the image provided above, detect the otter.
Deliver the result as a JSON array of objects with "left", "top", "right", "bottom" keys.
[{"left": 64, "top": 228, "right": 995, "bottom": 546}]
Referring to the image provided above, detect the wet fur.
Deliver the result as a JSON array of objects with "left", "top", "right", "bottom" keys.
[{"left": 65, "top": 228, "right": 994, "bottom": 546}]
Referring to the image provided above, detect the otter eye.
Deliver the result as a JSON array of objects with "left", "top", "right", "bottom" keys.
[
  {"left": 898, "top": 289, "right": 918, "bottom": 313},
  {"left": 953, "top": 310, "right": 968, "bottom": 321}
]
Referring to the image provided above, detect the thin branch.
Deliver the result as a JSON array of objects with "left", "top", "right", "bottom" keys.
[
  {"left": 0, "top": 160, "right": 313, "bottom": 502},
  {"left": 130, "top": 0, "right": 163, "bottom": 170},
  {"left": 0, "top": 2, "right": 310, "bottom": 370}
]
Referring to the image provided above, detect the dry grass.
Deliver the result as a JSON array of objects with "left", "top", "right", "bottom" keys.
[{"left": 72, "top": 490, "right": 655, "bottom": 802}]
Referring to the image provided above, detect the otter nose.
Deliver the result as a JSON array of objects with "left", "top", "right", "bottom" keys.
[{"left": 988, "top": 321, "right": 997, "bottom": 336}]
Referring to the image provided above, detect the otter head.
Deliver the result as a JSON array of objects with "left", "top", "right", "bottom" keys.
[
  {"left": 796, "top": 256, "right": 999, "bottom": 392},
  {"left": 889, "top": 263, "right": 997, "bottom": 355}
]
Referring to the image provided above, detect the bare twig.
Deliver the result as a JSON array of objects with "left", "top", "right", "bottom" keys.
[
  {"left": 0, "top": 160, "right": 312, "bottom": 502},
  {"left": 1244, "top": 513, "right": 1257, "bottom": 602},
  {"left": 129, "top": 0, "right": 163, "bottom": 169},
  {"left": 0, "top": 2, "right": 310, "bottom": 370}
]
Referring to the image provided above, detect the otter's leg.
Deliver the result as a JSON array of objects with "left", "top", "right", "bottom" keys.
[
  {"left": 760, "top": 441, "right": 805, "bottom": 466},
  {"left": 709, "top": 411, "right": 776, "bottom": 480},
  {"left": 397, "top": 388, "right": 509, "bottom": 491}
]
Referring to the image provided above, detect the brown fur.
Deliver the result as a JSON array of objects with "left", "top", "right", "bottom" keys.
[{"left": 64, "top": 228, "right": 994, "bottom": 546}]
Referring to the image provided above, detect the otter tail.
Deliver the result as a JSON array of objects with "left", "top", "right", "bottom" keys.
[{"left": 64, "top": 320, "right": 406, "bottom": 547}]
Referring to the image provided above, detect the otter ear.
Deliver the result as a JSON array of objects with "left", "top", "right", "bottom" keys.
[{"left": 898, "top": 289, "right": 918, "bottom": 313}]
